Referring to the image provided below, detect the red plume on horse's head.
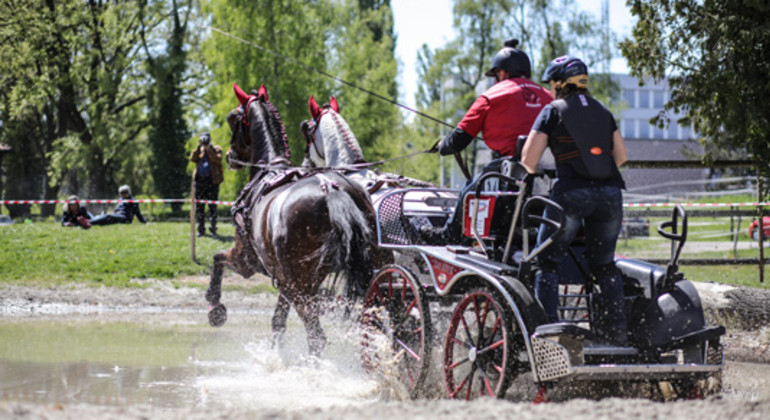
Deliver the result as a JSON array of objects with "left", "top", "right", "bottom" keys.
[
  {"left": 257, "top": 84, "right": 268, "bottom": 101},
  {"left": 329, "top": 96, "right": 339, "bottom": 113},
  {"left": 309, "top": 95, "right": 322, "bottom": 120},
  {"left": 233, "top": 83, "right": 250, "bottom": 105}
]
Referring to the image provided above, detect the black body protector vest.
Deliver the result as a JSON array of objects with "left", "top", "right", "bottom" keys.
[{"left": 551, "top": 95, "right": 614, "bottom": 180}]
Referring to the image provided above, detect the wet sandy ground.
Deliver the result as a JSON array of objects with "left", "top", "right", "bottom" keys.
[{"left": 1, "top": 277, "right": 769, "bottom": 419}]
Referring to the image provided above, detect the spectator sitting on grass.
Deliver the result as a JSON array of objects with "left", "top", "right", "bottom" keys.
[
  {"left": 90, "top": 185, "right": 147, "bottom": 226},
  {"left": 61, "top": 195, "right": 93, "bottom": 229}
]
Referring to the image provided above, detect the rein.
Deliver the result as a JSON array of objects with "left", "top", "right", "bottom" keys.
[
  {"left": 233, "top": 148, "right": 435, "bottom": 173},
  {"left": 211, "top": 25, "right": 479, "bottom": 180}
]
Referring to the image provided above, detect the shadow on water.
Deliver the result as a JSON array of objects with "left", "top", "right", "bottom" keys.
[{"left": 0, "top": 310, "right": 383, "bottom": 410}]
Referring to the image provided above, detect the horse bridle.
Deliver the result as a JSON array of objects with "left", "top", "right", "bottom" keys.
[{"left": 304, "top": 116, "right": 326, "bottom": 163}]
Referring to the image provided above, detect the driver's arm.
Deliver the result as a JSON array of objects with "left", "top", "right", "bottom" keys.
[
  {"left": 521, "top": 130, "right": 548, "bottom": 174},
  {"left": 438, "top": 127, "right": 473, "bottom": 155},
  {"left": 611, "top": 129, "right": 627, "bottom": 167}
]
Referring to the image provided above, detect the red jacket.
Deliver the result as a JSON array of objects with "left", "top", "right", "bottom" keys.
[{"left": 457, "top": 78, "right": 552, "bottom": 156}]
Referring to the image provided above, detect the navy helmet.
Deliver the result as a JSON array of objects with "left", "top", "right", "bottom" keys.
[{"left": 541, "top": 55, "right": 589, "bottom": 88}]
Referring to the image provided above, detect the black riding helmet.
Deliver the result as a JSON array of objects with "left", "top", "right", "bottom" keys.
[
  {"left": 484, "top": 39, "right": 532, "bottom": 78},
  {"left": 541, "top": 55, "right": 589, "bottom": 88}
]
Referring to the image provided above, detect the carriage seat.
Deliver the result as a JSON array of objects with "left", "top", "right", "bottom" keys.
[{"left": 615, "top": 258, "right": 668, "bottom": 300}]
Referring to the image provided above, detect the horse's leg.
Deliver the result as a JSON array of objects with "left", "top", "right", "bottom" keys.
[
  {"left": 271, "top": 293, "right": 291, "bottom": 348},
  {"left": 206, "top": 250, "right": 229, "bottom": 327},
  {"left": 293, "top": 296, "right": 326, "bottom": 359}
]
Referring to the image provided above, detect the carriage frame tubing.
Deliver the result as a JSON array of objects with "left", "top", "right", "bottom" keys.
[
  {"left": 368, "top": 169, "right": 725, "bottom": 392},
  {"left": 371, "top": 172, "right": 566, "bottom": 384}
]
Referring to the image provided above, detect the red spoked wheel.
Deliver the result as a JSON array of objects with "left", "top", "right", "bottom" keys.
[
  {"left": 444, "top": 287, "right": 515, "bottom": 400},
  {"left": 360, "top": 265, "right": 432, "bottom": 397}
]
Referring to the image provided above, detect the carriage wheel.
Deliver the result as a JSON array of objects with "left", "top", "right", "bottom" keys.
[
  {"left": 360, "top": 265, "right": 433, "bottom": 397},
  {"left": 444, "top": 287, "right": 516, "bottom": 400}
]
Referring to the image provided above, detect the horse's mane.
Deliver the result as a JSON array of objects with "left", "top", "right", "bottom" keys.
[
  {"left": 246, "top": 97, "right": 291, "bottom": 163},
  {"left": 260, "top": 98, "right": 290, "bottom": 159},
  {"left": 317, "top": 110, "right": 365, "bottom": 167}
]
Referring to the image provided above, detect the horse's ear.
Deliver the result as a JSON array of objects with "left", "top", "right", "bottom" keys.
[
  {"left": 309, "top": 96, "right": 322, "bottom": 119},
  {"left": 330, "top": 96, "right": 339, "bottom": 113},
  {"left": 258, "top": 84, "right": 268, "bottom": 101},
  {"left": 233, "top": 83, "right": 250, "bottom": 105}
]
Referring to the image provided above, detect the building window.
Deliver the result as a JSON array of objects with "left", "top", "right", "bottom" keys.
[
  {"left": 639, "top": 90, "right": 650, "bottom": 108},
  {"left": 653, "top": 124, "right": 665, "bottom": 139},
  {"left": 681, "top": 125, "right": 692, "bottom": 139},
  {"left": 654, "top": 90, "right": 665, "bottom": 108},
  {"left": 622, "top": 119, "right": 635, "bottom": 138},
  {"left": 623, "top": 89, "right": 636, "bottom": 108},
  {"left": 638, "top": 120, "right": 650, "bottom": 138},
  {"left": 667, "top": 123, "right": 678, "bottom": 140}
]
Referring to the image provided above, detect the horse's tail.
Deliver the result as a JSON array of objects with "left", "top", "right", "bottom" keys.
[{"left": 320, "top": 188, "right": 374, "bottom": 300}]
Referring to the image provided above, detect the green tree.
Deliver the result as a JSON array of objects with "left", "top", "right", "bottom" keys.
[
  {"left": 201, "top": 0, "right": 330, "bottom": 198},
  {"left": 414, "top": 0, "right": 618, "bottom": 180},
  {"left": 619, "top": 0, "right": 770, "bottom": 196},
  {"left": 141, "top": 0, "right": 196, "bottom": 213},
  {"left": 326, "top": 0, "right": 401, "bottom": 162},
  {"left": 0, "top": 0, "right": 153, "bottom": 214}
]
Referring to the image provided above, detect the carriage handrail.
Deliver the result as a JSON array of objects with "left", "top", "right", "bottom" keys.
[
  {"left": 521, "top": 196, "right": 565, "bottom": 263},
  {"left": 657, "top": 204, "right": 688, "bottom": 292},
  {"left": 470, "top": 172, "right": 527, "bottom": 260}
]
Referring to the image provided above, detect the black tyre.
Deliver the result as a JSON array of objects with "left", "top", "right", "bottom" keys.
[
  {"left": 443, "top": 287, "right": 518, "bottom": 399},
  {"left": 360, "top": 265, "right": 432, "bottom": 397}
]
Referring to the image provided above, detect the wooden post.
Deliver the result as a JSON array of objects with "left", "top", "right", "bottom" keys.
[
  {"left": 759, "top": 174, "right": 765, "bottom": 283},
  {"left": 190, "top": 178, "right": 197, "bottom": 263}
]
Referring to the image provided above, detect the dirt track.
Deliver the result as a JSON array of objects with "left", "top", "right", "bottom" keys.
[{"left": 1, "top": 277, "right": 769, "bottom": 419}]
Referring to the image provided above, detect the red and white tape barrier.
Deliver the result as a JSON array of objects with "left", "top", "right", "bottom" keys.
[
  {"left": 623, "top": 202, "right": 770, "bottom": 208},
  {"left": 2, "top": 199, "right": 769, "bottom": 208},
  {"left": 0, "top": 198, "right": 236, "bottom": 206}
]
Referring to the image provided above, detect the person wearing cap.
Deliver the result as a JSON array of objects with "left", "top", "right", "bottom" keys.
[
  {"left": 521, "top": 55, "right": 628, "bottom": 346},
  {"left": 90, "top": 185, "right": 147, "bottom": 226},
  {"left": 422, "top": 38, "right": 553, "bottom": 244},
  {"left": 61, "top": 195, "right": 93, "bottom": 229},
  {"left": 190, "top": 132, "right": 223, "bottom": 236}
]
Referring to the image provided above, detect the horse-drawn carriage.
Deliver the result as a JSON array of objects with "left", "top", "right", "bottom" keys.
[
  {"left": 358, "top": 165, "right": 725, "bottom": 401},
  {"left": 211, "top": 87, "right": 724, "bottom": 402}
]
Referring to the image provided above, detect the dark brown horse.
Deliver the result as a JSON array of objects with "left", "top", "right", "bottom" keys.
[{"left": 205, "top": 83, "right": 387, "bottom": 357}]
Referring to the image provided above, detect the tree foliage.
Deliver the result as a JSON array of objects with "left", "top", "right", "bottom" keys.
[
  {"left": 201, "top": 0, "right": 401, "bottom": 198},
  {"left": 412, "top": 0, "right": 616, "bottom": 180},
  {"left": 619, "top": 0, "right": 770, "bottom": 195},
  {"left": 201, "top": 0, "right": 331, "bottom": 198},
  {"left": 327, "top": 0, "right": 401, "bottom": 163},
  {"left": 0, "top": 0, "right": 197, "bottom": 217},
  {"left": 142, "top": 0, "right": 197, "bottom": 212}
]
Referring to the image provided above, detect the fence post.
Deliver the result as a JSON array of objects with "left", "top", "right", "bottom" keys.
[
  {"left": 190, "top": 179, "right": 197, "bottom": 263},
  {"left": 759, "top": 174, "right": 765, "bottom": 283}
]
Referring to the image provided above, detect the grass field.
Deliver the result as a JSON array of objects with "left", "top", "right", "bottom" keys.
[
  {"left": 0, "top": 221, "right": 235, "bottom": 288},
  {"left": 1, "top": 219, "right": 768, "bottom": 290}
]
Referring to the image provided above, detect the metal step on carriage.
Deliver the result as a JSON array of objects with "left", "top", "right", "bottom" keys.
[{"left": 358, "top": 161, "right": 725, "bottom": 401}]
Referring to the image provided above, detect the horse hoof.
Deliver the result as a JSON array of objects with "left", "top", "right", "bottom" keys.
[{"left": 208, "top": 303, "right": 228, "bottom": 327}]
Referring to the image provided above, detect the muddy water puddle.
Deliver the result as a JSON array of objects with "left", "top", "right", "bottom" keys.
[
  {"left": 2, "top": 303, "right": 770, "bottom": 416},
  {"left": 0, "top": 310, "right": 383, "bottom": 411}
]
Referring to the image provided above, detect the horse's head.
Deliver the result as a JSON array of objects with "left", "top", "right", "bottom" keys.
[
  {"left": 227, "top": 83, "right": 290, "bottom": 174},
  {"left": 300, "top": 95, "right": 365, "bottom": 168}
]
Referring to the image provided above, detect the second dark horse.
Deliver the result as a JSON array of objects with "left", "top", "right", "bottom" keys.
[{"left": 205, "top": 83, "right": 386, "bottom": 357}]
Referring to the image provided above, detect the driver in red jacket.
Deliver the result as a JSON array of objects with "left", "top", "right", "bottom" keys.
[{"left": 424, "top": 39, "right": 553, "bottom": 244}]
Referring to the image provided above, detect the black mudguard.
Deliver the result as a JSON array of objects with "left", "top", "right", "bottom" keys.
[
  {"left": 627, "top": 279, "right": 706, "bottom": 349},
  {"left": 498, "top": 274, "right": 549, "bottom": 335}
]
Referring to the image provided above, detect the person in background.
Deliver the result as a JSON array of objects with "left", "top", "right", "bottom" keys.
[
  {"left": 190, "top": 132, "right": 224, "bottom": 236},
  {"left": 90, "top": 185, "right": 147, "bottom": 226},
  {"left": 521, "top": 55, "right": 628, "bottom": 345},
  {"left": 61, "top": 195, "right": 92, "bottom": 229},
  {"left": 422, "top": 38, "right": 553, "bottom": 244}
]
